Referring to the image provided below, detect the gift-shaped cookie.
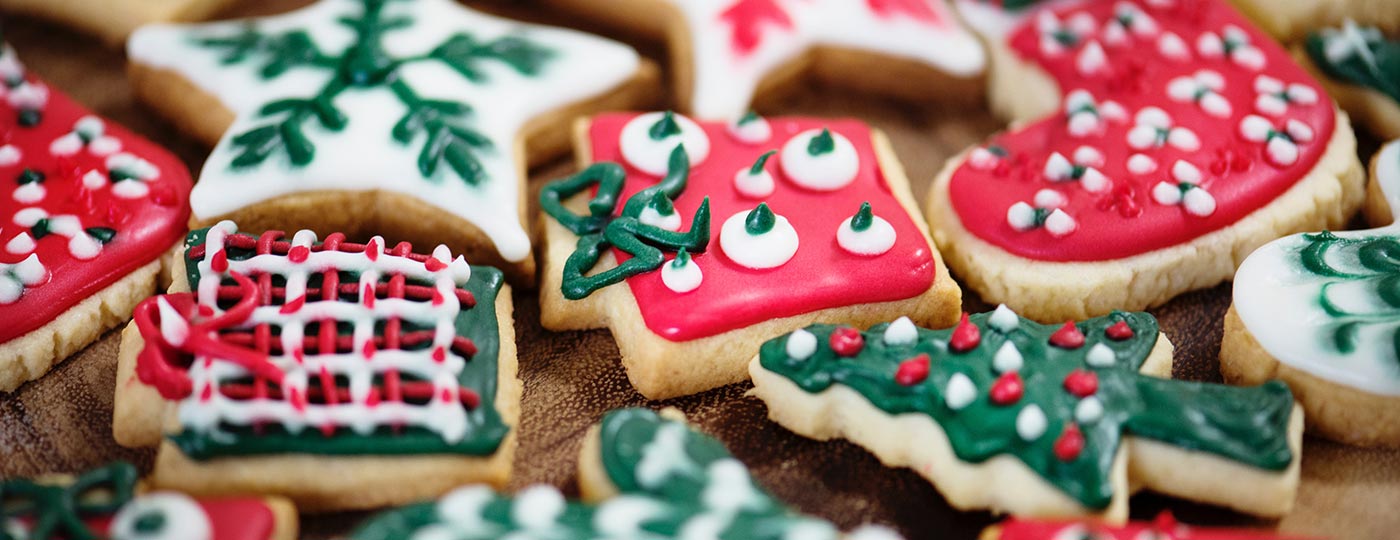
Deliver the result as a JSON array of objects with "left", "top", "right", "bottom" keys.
[
  {"left": 539, "top": 112, "right": 961, "bottom": 399},
  {"left": 126, "top": 0, "right": 661, "bottom": 283},
  {"left": 933, "top": 0, "right": 1363, "bottom": 322},
  {"left": 1224, "top": 139, "right": 1400, "bottom": 447},
  {"left": 1303, "top": 20, "right": 1400, "bottom": 139},
  {"left": 112, "top": 221, "right": 520, "bottom": 512},
  {"left": 0, "top": 462, "right": 297, "bottom": 540},
  {"left": 749, "top": 308, "right": 1302, "bottom": 521},
  {"left": 351, "top": 408, "right": 900, "bottom": 540},
  {"left": 0, "top": 42, "right": 191, "bottom": 392},
  {"left": 536, "top": 0, "right": 986, "bottom": 119}
]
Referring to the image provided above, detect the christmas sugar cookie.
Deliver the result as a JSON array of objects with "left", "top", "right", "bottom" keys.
[
  {"left": 0, "top": 0, "right": 232, "bottom": 44},
  {"left": 932, "top": 0, "right": 1364, "bottom": 322},
  {"left": 1302, "top": 20, "right": 1400, "bottom": 140},
  {"left": 0, "top": 43, "right": 191, "bottom": 392},
  {"left": 126, "top": 0, "right": 661, "bottom": 283},
  {"left": 539, "top": 112, "right": 961, "bottom": 399},
  {"left": 749, "top": 308, "right": 1303, "bottom": 522},
  {"left": 353, "top": 408, "right": 901, "bottom": 540},
  {"left": 0, "top": 462, "right": 297, "bottom": 540},
  {"left": 534, "top": 0, "right": 986, "bottom": 119},
  {"left": 1223, "top": 139, "right": 1400, "bottom": 448},
  {"left": 981, "top": 512, "right": 1295, "bottom": 540},
  {"left": 1228, "top": 0, "right": 1400, "bottom": 41},
  {"left": 111, "top": 221, "right": 521, "bottom": 512}
]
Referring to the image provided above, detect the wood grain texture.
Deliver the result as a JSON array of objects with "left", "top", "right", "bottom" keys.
[{"left": 1, "top": 2, "right": 1397, "bottom": 538}]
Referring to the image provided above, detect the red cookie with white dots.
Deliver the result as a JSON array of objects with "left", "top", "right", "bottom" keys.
[
  {"left": 0, "top": 42, "right": 191, "bottom": 392},
  {"left": 538, "top": 111, "right": 961, "bottom": 400},
  {"left": 932, "top": 0, "right": 1364, "bottom": 322}
]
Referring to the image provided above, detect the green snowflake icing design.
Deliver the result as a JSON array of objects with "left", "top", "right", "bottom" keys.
[
  {"left": 192, "top": 0, "right": 554, "bottom": 185},
  {"left": 1298, "top": 231, "right": 1400, "bottom": 359},
  {"left": 0, "top": 462, "right": 138, "bottom": 540},
  {"left": 350, "top": 408, "right": 848, "bottom": 540}
]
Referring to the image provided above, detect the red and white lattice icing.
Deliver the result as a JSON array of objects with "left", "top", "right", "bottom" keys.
[
  {"left": 0, "top": 42, "right": 190, "bottom": 343},
  {"left": 135, "top": 221, "right": 485, "bottom": 442},
  {"left": 947, "top": 0, "right": 1335, "bottom": 262},
  {"left": 666, "top": 0, "right": 985, "bottom": 119}
]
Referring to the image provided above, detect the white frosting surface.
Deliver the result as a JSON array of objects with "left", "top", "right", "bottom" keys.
[
  {"left": 1233, "top": 141, "right": 1400, "bottom": 396},
  {"left": 669, "top": 0, "right": 985, "bottom": 119},
  {"left": 128, "top": 0, "right": 641, "bottom": 263}
]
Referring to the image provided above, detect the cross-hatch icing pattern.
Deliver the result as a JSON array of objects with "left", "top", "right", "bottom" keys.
[
  {"left": 132, "top": 222, "right": 508, "bottom": 459},
  {"left": 948, "top": 0, "right": 1335, "bottom": 262},
  {"left": 126, "top": 0, "right": 643, "bottom": 263}
]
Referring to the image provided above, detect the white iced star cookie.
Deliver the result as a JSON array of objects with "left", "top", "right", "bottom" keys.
[{"left": 127, "top": 0, "right": 660, "bottom": 283}]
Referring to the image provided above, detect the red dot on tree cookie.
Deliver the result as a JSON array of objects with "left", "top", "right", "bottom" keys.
[
  {"left": 830, "top": 327, "right": 864, "bottom": 357},
  {"left": 1105, "top": 320, "right": 1134, "bottom": 340},
  {"left": 950, "top": 312, "right": 981, "bottom": 352},
  {"left": 1049, "top": 322, "right": 1085, "bottom": 349},
  {"left": 895, "top": 353, "right": 930, "bottom": 386},
  {"left": 1054, "top": 423, "right": 1085, "bottom": 462},
  {"left": 1063, "top": 369, "right": 1098, "bottom": 397},
  {"left": 989, "top": 372, "right": 1023, "bottom": 405}
]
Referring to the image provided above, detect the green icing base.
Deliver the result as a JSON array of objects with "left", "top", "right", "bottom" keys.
[
  {"left": 1306, "top": 24, "right": 1400, "bottom": 103},
  {"left": 170, "top": 228, "right": 509, "bottom": 460},
  {"left": 757, "top": 311, "right": 1295, "bottom": 509}
]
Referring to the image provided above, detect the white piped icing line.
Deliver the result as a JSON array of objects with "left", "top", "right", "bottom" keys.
[
  {"left": 1196, "top": 24, "right": 1266, "bottom": 71},
  {"left": 621, "top": 112, "right": 712, "bottom": 176},
  {"left": 1239, "top": 114, "right": 1314, "bottom": 167},
  {"left": 727, "top": 112, "right": 771, "bottom": 145},
  {"left": 1166, "top": 69, "right": 1232, "bottom": 118},
  {"left": 109, "top": 492, "right": 212, "bottom": 540},
  {"left": 883, "top": 316, "right": 918, "bottom": 346},
  {"left": 945, "top": 373, "right": 976, "bottom": 411},
  {"left": 786, "top": 329, "right": 818, "bottom": 360},
  {"left": 661, "top": 251, "right": 702, "bottom": 294},
  {"left": 836, "top": 203, "right": 896, "bottom": 256},
  {"left": 1152, "top": 160, "right": 1215, "bottom": 217},
  {"left": 719, "top": 205, "right": 799, "bottom": 270},
  {"left": 1253, "top": 75, "right": 1319, "bottom": 117},
  {"left": 780, "top": 128, "right": 859, "bottom": 192},
  {"left": 1016, "top": 404, "right": 1048, "bottom": 441}
]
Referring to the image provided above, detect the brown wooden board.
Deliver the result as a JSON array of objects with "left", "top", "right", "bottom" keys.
[{"left": 1, "top": 2, "right": 1398, "bottom": 538}]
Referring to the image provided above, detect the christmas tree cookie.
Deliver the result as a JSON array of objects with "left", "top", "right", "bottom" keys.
[
  {"left": 351, "top": 408, "right": 901, "bottom": 540},
  {"left": 532, "top": 0, "right": 986, "bottom": 119},
  {"left": 981, "top": 511, "right": 1299, "bottom": 540},
  {"left": 538, "top": 112, "right": 961, "bottom": 399},
  {"left": 126, "top": 0, "right": 661, "bottom": 283},
  {"left": 111, "top": 221, "right": 521, "bottom": 512},
  {"left": 0, "top": 462, "right": 298, "bottom": 540},
  {"left": 932, "top": 0, "right": 1364, "bottom": 322},
  {"left": 1302, "top": 20, "right": 1400, "bottom": 140},
  {"left": 0, "top": 41, "right": 192, "bottom": 392},
  {"left": 1224, "top": 139, "right": 1400, "bottom": 447},
  {"left": 749, "top": 308, "right": 1303, "bottom": 522}
]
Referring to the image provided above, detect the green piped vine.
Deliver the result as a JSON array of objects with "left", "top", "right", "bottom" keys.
[
  {"left": 193, "top": 0, "right": 553, "bottom": 185},
  {"left": 1299, "top": 231, "right": 1400, "bottom": 358},
  {"left": 0, "top": 462, "right": 138, "bottom": 540},
  {"left": 540, "top": 146, "right": 711, "bottom": 300}
]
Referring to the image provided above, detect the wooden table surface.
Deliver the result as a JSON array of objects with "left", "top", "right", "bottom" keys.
[{"left": 1, "top": 2, "right": 1398, "bottom": 538}]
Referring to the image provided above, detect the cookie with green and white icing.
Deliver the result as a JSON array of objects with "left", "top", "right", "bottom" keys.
[{"left": 1304, "top": 20, "right": 1400, "bottom": 139}]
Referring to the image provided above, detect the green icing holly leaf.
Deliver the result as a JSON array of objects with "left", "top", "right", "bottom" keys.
[
  {"left": 756, "top": 310, "right": 1295, "bottom": 509},
  {"left": 0, "top": 462, "right": 138, "bottom": 540},
  {"left": 194, "top": 0, "right": 554, "bottom": 186},
  {"left": 350, "top": 408, "right": 861, "bottom": 540},
  {"left": 539, "top": 146, "right": 711, "bottom": 300},
  {"left": 1298, "top": 231, "right": 1400, "bottom": 358},
  {"left": 1306, "top": 21, "right": 1400, "bottom": 103}
]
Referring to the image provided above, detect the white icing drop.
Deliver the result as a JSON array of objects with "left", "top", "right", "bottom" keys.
[
  {"left": 1016, "top": 404, "right": 1048, "bottom": 441},
  {"left": 1043, "top": 209, "right": 1076, "bottom": 237},
  {"left": 780, "top": 129, "right": 859, "bottom": 192},
  {"left": 992, "top": 342, "right": 1023, "bottom": 373},
  {"left": 49, "top": 133, "right": 83, "bottom": 156},
  {"left": 593, "top": 496, "right": 667, "bottom": 536},
  {"left": 6, "top": 233, "right": 34, "bottom": 255},
  {"left": 883, "top": 316, "right": 918, "bottom": 346},
  {"left": 638, "top": 205, "right": 681, "bottom": 232},
  {"left": 12, "top": 182, "right": 43, "bottom": 203},
  {"left": 702, "top": 458, "right": 768, "bottom": 514},
  {"left": 945, "top": 373, "right": 976, "bottom": 410},
  {"left": 988, "top": 304, "right": 1019, "bottom": 332},
  {"left": 836, "top": 212, "right": 896, "bottom": 256},
  {"left": 0, "top": 144, "right": 19, "bottom": 166},
  {"left": 1076, "top": 40, "right": 1107, "bottom": 76},
  {"left": 1006, "top": 202, "right": 1037, "bottom": 231},
  {"left": 1183, "top": 187, "right": 1216, "bottom": 216},
  {"left": 661, "top": 255, "right": 703, "bottom": 294},
  {"left": 109, "top": 492, "right": 212, "bottom": 540},
  {"left": 1085, "top": 343, "right": 1116, "bottom": 367},
  {"left": 786, "top": 329, "right": 818, "bottom": 360},
  {"left": 1158, "top": 32, "right": 1190, "bottom": 61},
  {"left": 512, "top": 485, "right": 566, "bottom": 530},
  {"left": 718, "top": 208, "right": 799, "bottom": 269},
  {"left": 733, "top": 166, "right": 775, "bottom": 199},
  {"left": 83, "top": 170, "right": 107, "bottom": 190},
  {"left": 635, "top": 422, "right": 699, "bottom": 489},
  {"left": 620, "top": 111, "right": 712, "bottom": 176},
  {"left": 1075, "top": 396, "right": 1105, "bottom": 424},
  {"left": 1127, "top": 154, "right": 1157, "bottom": 175},
  {"left": 436, "top": 485, "right": 493, "bottom": 531},
  {"left": 727, "top": 115, "right": 772, "bottom": 145}
]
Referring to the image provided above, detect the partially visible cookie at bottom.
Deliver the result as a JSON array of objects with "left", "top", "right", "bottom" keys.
[
  {"left": 1223, "top": 139, "right": 1400, "bottom": 448},
  {"left": 749, "top": 308, "right": 1303, "bottom": 523}
]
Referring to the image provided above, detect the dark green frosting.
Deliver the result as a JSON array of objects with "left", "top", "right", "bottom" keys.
[
  {"left": 757, "top": 311, "right": 1295, "bottom": 509},
  {"left": 1306, "top": 23, "right": 1400, "bottom": 103},
  {"left": 170, "top": 228, "right": 509, "bottom": 460},
  {"left": 1299, "top": 231, "right": 1400, "bottom": 356},
  {"left": 351, "top": 408, "right": 848, "bottom": 540},
  {"left": 0, "top": 462, "right": 137, "bottom": 540}
]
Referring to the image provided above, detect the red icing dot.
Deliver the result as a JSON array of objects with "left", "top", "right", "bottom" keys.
[
  {"left": 288, "top": 245, "right": 310, "bottom": 263},
  {"left": 1054, "top": 423, "right": 1085, "bottom": 462},
  {"left": 210, "top": 249, "right": 229, "bottom": 273},
  {"left": 829, "top": 327, "right": 864, "bottom": 357},
  {"left": 1105, "top": 321, "right": 1134, "bottom": 340},
  {"left": 1049, "top": 322, "right": 1085, "bottom": 349},
  {"left": 425, "top": 256, "right": 447, "bottom": 272},
  {"left": 895, "top": 354, "right": 930, "bottom": 386},
  {"left": 989, "top": 372, "right": 1024, "bottom": 405},
  {"left": 1063, "top": 369, "right": 1098, "bottom": 397},
  {"left": 950, "top": 313, "right": 981, "bottom": 352},
  {"left": 432, "top": 346, "right": 447, "bottom": 363},
  {"left": 363, "top": 283, "right": 376, "bottom": 308}
]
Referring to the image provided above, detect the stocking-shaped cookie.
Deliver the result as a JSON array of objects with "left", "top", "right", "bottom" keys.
[
  {"left": 126, "top": 0, "right": 660, "bottom": 283},
  {"left": 112, "top": 221, "right": 520, "bottom": 512},
  {"left": 351, "top": 408, "right": 899, "bottom": 540},
  {"left": 539, "top": 112, "right": 960, "bottom": 399},
  {"left": 749, "top": 308, "right": 1302, "bottom": 521},
  {"left": 0, "top": 462, "right": 296, "bottom": 540},
  {"left": 1225, "top": 139, "right": 1400, "bottom": 447},
  {"left": 0, "top": 42, "right": 191, "bottom": 392},
  {"left": 535, "top": 0, "right": 985, "bottom": 119},
  {"left": 932, "top": 0, "right": 1363, "bottom": 322}
]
